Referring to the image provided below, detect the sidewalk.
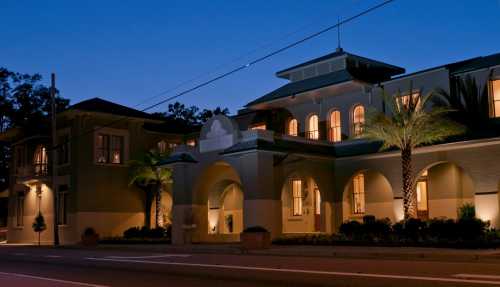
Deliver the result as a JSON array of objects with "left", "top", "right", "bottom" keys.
[{"left": 60, "top": 243, "right": 500, "bottom": 262}]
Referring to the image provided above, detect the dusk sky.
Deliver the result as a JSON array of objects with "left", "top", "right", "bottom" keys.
[{"left": 1, "top": 0, "right": 499, "bottom": 114}]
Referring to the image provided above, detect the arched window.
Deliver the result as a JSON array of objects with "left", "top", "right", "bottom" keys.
[
  {"left": 287, "top": 118, "right": 298, "bottom": 136},
  {"left": 307, "top": 114, "right": 319, "bottom": 140},
  {"left": 329, "top": 110, "right": 341, "bottom": 142},
  {"left": 352, "top": 105, "right": 365, "bottom": 137},
  {"left": 33, "top": 145, "right": 48, "bottom": 176}
]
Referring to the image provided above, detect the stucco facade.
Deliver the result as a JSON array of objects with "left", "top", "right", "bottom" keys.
[
  {"left": 166, "top": 50, "right": 500, "bottom": 244},
  {"left": 6, "top": 98, "right": 185, "bottom": 244}
]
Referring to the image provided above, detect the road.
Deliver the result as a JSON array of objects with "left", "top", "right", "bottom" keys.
[{"left": 0, "top": 246, "right": 499, "bottom": 286}]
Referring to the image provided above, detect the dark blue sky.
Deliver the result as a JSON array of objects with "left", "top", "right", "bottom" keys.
[{"left": 1, "top": 0, "right": 499, "bottom": 114}]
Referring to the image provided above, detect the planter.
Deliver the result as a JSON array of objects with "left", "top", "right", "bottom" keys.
[
  {"left": 241, "top": 231, "right": 271, "bottom": 250},
  {"left": 81, "top": 234, "right": 99, "bottom": 246}
]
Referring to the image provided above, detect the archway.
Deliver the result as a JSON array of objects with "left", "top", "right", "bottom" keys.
[
  {"left": 190, "top": 160, "right": 243, "bottom": 242},
  {"left": 281, "top": 175, "right": 322, "bottom": 233},
  {"left": 414, "top": 162, "right": 474, "bottom": 220},
  {"left": 343, "top": 169, "right": 394, "bottom": 222}
]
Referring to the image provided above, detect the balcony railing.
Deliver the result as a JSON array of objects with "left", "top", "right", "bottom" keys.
[
  {"left": 15, "top": 164, "right": 49, "bottom": 178},
  {"left": 305, "top": 130, "right": 319, "bottom": 140}
]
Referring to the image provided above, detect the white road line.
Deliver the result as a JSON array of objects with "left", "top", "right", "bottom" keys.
[
  {"left": 86, "top": 257, "right": 500, "bottom": 285},
  {"left": 106, "top": 254, "right": 191, "bottom": 259},
  {"left": 0, "top": 271, "right": 109, "bottom": 287},
  {"left": 45, "top": 255, "right": 62, "bottom": 258},
  {"left": 454, "top": 274, "right": 500, "bottom": 280}
]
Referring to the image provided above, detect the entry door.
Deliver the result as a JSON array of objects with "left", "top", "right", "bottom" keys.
[
  {"left": 314, "top": 188, "right": 321, "bottom": 232},
  {"left": 416, "top": 179, "right": 429, "bottom": 220}
]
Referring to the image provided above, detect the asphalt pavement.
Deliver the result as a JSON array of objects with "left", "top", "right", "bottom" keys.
[{"left": 1, "top": 245, "right": 499, "bottom": 286}]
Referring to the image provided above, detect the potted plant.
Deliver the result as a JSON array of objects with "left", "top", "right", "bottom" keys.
[
  {"left": 241, "top": 226, "right": 271, "bottom": 250},
  {"left": 81, "top": 227, "right": 99, "bottom": 246}
]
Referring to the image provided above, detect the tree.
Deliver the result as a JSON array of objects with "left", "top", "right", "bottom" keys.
[
  {"left": 0, "top": 68, "right": 70, "bottom": 190},
  {"left": 32, "top": 212, "right": 47, "bottom": 246},
  {"left": 362, "top": 89, "right": 464, "bottom": 219},
  {"left": 433, "top": 74, "right": 490, "bottom": 128},
  {"left": 129, "top": 151, "right": 172, "bottom": 228}
]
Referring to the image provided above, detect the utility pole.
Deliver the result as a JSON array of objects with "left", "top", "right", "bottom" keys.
[{"left": 50, "top": 73, "right": 60, "bottom": 246}]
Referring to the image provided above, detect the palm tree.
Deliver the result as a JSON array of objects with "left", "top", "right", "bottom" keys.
[
  {"left": 433, "top": 74, "right": 490, "bottom": 127},
  {"left": 362, "top": 90, "right": 464, "bottom": 219},
  {"left": 129, "top": 151, "right": 172, "bottom": 228}
]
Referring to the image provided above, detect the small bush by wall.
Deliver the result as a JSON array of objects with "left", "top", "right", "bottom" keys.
[{"left": 274, "top": 215, "right": 499, "bottom": 249}]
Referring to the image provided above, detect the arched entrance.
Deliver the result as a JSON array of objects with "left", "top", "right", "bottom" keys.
[
  {"left": 208, "top": 182, "right": 243, "bottom": 235},
  {"left": 343, "top": 169, "right": 394, "bottom": 222},
  {"left": 281, "top": 175, "right": 322, "bottom": 233},
  {"left": 190, "top": 160, "right": 243, "bottom": 242},
  {"left": 414, "top": 162, "right": 474, "bottom": 220}
]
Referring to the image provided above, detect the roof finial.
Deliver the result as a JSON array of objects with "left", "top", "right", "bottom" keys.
[{"left": 337, "top": 17, "right": 343, "bottom": 52}]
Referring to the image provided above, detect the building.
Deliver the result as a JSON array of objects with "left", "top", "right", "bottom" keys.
[
  {"left": 4, "top": 49, "right": 500, "bottom": 245},
  {"left": 5, "top": 98, "right": 194, "bottom": 244},
  {"left": 164, "top": 49, "right": 500, "bottom": 244}
]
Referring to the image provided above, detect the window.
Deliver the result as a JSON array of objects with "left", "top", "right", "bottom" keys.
[
  {"left": 307, "top": 114, "right": 319, "bottom": 140},
  {"left": 329, "top": 110, "right": 341, "bottom": 142},
  {"left": 292, "top": 179, "right": 302, "bottom": 216},
  {"left": 400, "top": 92, "right": 420, "bottom": 109},
  {"left": 57, "top": 134, "right": 70, "bottom": 165},
  {"left": 168, "top": 142, "right": 177, "bottom": 149},
  {"left": 287, "top": 118, "right": 298, "bottom": 136},
  {"left": 352, "top": 174, "right": 365, "bottom": 214},
  {"left": 33, "top": 145, "right": 48, "bottom": 176},
  {"left": 314, "top": 188, "right": 321, "bottom": 215},
  {"left": 352, "top": 105, "right": 365, "bottom": 137},
  {"left": 57, "top": 185, "right": 69, "bottom": 226},
  {"left": 416, "top": 170, "right": 428, "bottom": 212},
  {"left": 250, "top": 123, "right": 266, "bottom": 130},
  {"left": 96, "top": 134, "right": 124, "bottom": 164},
  {"left": 16, "top": 192, "right": 24, "bottom": 227},
  {"left": 491, "top": 80, "right": 500, "bottom": 118},
  {"left": 157, "top": 141, "right": 167, "bottom": 154},
  {"left": 186, "top": 139, "right": 196, "bottom": 147}
]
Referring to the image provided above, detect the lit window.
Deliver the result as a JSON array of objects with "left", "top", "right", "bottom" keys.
[
  {"left": 186, "top": 139, "right": 196, "bottom": 147},
  {"left": 168, "top": 143, "right": 177, "bottom": 149},
  {"left": 352, "top": 105, "right": 365, "bottom": 137},
  {"left": 329, "top": 110, "right": 341, "bottom": 142},
  {"left": 352, "top": 174, "right": 365, "bottom": 214},
  {"left": 96, "top": 134, "right": 124, "bottom": 164},
  {"left": 110, "top": 136, "right": 123, "bottom": 164},
  {"left": 292, "top": 179, "right": 302, "bottom": 216},
  {"left": 57, "top": 185, "right": 69, "bottom": 226},
  {"left": 250, "top": 123, "right": 266, "bottom": 130},
  {"left": 416, "top": 170, "right": 428, "bottom": 212},
  {"left": 314, "top": 187, "right": 321, "bottom": 215},
  {"left": 16, "top": 192, "right": 24, "bottom": 226},
  {"left": 400, "top": 92, "right": 420, "bottom": 109},
  {"left": 287, "top": 118, "right": 298, "bottom": 136},
  {"left": 492, "top": 80, "right": 500, "bottom": 118},
  {"left": 307, "top": 114, "right": 319, "bottom": 140},
  {"left": 157, "top": 141, "right": 167, "bottom": 154},
  {"left": 33, "top": 145, "right": 48, "bottom": 176}
]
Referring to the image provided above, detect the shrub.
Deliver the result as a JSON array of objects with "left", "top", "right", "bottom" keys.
[
  {"left": 83, "top": 227, "right": 97, "bottom": 236},
  {"left": 339, "top": 220, "right": 362, "bottom": 239},
  {"left": 123, "top": 226, "right": 171, "bottom": 239},
  {"left": 124, "top": 227, "right": 142, "bottom": 239},
  {"left": 243, "top": 226, "right": 268, "bottom": 233},
  {"left": 458, "top": 203, "right": 476, "bottom": 220}
]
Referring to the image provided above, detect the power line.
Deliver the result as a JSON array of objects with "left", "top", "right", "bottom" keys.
[{"left": 52, "top": 0, "right": 395, "bottom": 150}]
